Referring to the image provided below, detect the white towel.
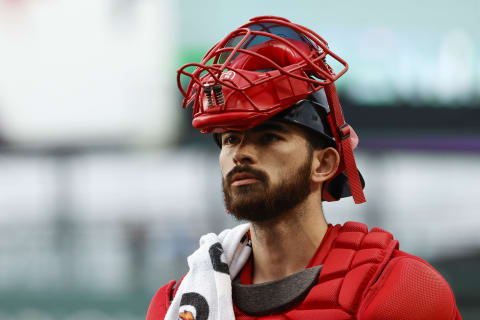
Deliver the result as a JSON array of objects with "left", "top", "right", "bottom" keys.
[{"left": 165, "top": 223, "right": 251, "bottom": 320}]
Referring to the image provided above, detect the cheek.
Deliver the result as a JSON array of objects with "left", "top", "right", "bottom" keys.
[
  {"left": 259, "top": 154, "right": 288, "bottom": 184},
  {"left": 219, "top": 150, "right": 231, "bottom": 178},
  {"left": 263, "top": 148, "right": 308, "bottom": 182}
]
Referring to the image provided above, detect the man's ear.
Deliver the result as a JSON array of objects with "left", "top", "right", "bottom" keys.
[{"left": 311, "top": 147, "right": 340, "bottom": 183}]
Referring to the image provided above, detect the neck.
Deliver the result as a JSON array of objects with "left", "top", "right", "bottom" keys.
[{"left": 248, "top": 194, "right": 328, "bottom": 284}]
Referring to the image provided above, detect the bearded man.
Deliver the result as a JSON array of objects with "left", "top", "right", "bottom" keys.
[{"left": 147, "top": 16, "right": 461, "bottom": 320}]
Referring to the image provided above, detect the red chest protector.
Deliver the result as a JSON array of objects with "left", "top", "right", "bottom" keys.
[
  {"left": 233, "top": 221, "right": 398, "bottom": 320},
  {"left": 147, "top": 222, "right": 460, "bottom": 320}
]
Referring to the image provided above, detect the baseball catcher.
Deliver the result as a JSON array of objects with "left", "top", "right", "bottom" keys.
[{"left": 147, "top": 16, "right": 461, "bottom": 320}]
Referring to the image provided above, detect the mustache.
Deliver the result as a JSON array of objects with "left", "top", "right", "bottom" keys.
[{"left": 226, "top": 165, "right": 267, "bottom": 185}]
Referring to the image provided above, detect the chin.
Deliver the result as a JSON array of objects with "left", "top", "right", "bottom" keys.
[{"left": 230, "top": 193, "right": 265, "bottom": 208}]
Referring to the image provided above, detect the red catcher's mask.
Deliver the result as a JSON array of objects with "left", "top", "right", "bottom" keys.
[{"left": 177, "top": 16, "right": 366, "bottom": 204}]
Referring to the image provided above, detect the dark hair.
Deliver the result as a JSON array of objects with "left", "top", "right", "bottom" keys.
[{"left": 299, "top": 125, "right": 335, "bottom": 151}]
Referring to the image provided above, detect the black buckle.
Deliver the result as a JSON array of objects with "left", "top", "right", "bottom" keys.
[{"left": 338, "top": 123, "right": 350, "bottom": 140}]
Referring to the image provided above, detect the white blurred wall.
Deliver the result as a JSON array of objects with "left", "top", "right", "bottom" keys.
[{"left": 0, "top": 0, "right": 178, "bottom": 146}]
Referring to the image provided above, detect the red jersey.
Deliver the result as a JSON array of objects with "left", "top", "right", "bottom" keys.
[{"left": 147, "top": 222, "right": 461, "bottom": 319}]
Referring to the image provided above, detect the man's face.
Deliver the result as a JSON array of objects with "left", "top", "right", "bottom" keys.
[{"left": 219, "top": 121, "right": 314, "bottom": 222}]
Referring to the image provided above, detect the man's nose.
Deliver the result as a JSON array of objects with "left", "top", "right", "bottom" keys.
[{"left": 232, "top": 136, "right": 257, "bottom": 165}]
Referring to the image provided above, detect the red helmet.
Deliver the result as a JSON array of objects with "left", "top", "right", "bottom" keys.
[{"left": 177, "top": 16, "right": 366, "bottom": 204}]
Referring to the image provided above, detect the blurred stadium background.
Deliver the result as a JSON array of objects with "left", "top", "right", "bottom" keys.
[{"left": 0, "top": 0, "right": 479, "bottom": 319}]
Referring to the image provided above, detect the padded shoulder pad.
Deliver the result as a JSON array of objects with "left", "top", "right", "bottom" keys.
[
  {"left": 315, "top": 221, "right": 398, "bottom": 313},
  {"left": 146, "top": 280, "right": 176, "bottom": 320},
  {"left": 358, "top": 257, "right": 459, "bottom": 320}
]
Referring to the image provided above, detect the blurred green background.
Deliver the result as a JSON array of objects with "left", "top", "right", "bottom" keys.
[{"left": 0, "top": 0, "right": 479, "bottom": 319}]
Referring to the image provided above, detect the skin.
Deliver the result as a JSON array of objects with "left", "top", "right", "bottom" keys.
[{"left": 219, "top": 121, "right": 340, "bottom": 284}]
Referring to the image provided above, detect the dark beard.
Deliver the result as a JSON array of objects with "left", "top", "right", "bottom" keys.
[{"left": 222, "top": 152, "right": 313, "bottom": 223}]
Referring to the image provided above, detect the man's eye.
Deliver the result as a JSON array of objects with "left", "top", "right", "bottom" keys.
[
  {"left": 222, "top": 135, "right": 240, "bottom": 146},
  {"left": 260, "top": 133, "right": 280, "bottom": 143}
]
